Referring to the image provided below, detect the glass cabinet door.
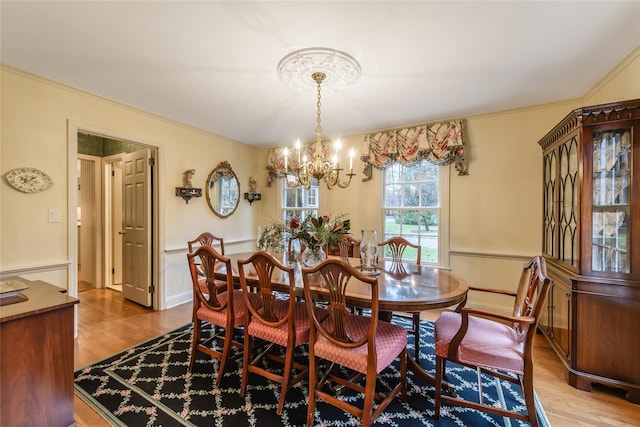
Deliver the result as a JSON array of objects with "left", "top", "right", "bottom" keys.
[{"left": 591, "top": 127, "right": 632, "bottom": 273}]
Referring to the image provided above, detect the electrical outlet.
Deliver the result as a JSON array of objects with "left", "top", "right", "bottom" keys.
[{"left": 48, "top": 208, "right": 61, "bottom": 223}]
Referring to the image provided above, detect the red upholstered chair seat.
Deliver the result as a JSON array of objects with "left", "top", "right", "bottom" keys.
[
  {"left": 435, "top": 311, "right": 525, "bottom": 374},
  {"left": 316, "top": 315, "right": 407, "bottom": 374},
  {"left": 197, "top": 290, "right": 261, "bottom": 327},
  {"left": 247, "top": 299, "right": 327, "bottom": 347}
]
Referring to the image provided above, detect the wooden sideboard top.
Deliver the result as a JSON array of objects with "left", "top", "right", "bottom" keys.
[{"left": 0, "top": 277, "right": 78, "bottom": 323}]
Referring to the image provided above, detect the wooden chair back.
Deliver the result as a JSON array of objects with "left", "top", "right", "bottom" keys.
[
  {"left": 337, "top": 234, "right": 360, "bottom": 258},
  {"left": 237, "top": 250, "right": 296, "bottom": 326},
  {"left": 379, "top": 236, "right": 421, "bottom": 264},
  {"left": 188, "top": 232, "right": 225, "bottom": 255},
  {"left": 302, "top": 258, "right": 379, "bottom": 348},
  {"left": 186, "top": 245, "right": 232, "bottom": 312}
]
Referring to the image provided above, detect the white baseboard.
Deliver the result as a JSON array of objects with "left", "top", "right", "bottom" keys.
[{"left": 165, "top": 290, "right": 192, "bottom": 309}]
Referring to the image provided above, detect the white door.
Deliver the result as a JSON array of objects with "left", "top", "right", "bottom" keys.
[{"left": 121, "top": 148, "right": 153, "bottom": 307}]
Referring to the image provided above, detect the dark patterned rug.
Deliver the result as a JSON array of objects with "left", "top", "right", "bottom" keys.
[{"left": 74, "top": 318, "right": 550, "bottom": 426}]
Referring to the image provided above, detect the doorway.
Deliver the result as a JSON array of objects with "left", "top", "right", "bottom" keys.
[{"left": 75, "top": 130, "right": 158, "bottom": 308}]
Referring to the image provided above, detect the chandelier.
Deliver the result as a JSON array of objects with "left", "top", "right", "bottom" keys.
[{"left": 277, "top": 48, "right": 361, "bottom": 189}]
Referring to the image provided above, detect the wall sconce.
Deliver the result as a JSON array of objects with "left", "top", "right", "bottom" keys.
[
  {"left": 176, "top": 169, "right": 202, "bottom": 204},
  {"left": 244, "top": 176, "right": 261, "bottom": 205},
  {"left": 244, "top": 192, "right": 261, "bottom": 205},
  {"left": 176, "top": 187, "right": 202, "bottom": 204}
]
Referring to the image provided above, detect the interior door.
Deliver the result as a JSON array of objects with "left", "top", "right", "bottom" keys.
[{"left": 121, "top": 148, "right": 153, "bottom": 307}]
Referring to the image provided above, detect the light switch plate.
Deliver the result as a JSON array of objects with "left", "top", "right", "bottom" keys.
[{"left": 48, "top": 208, "right": 61, "bottom": 223}]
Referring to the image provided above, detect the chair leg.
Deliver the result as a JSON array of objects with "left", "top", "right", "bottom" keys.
[
  {"left": 215, "top": 326, "right": 232, "bottom": 386},
  {"left": 412, "top": 312, "right": 420, "bottom": 360},
  {"left": 522, "top": 370, "right": 539, "bottom": 427},
  {"left": 306, "top": 354, "right": 317, "bottom": 427},
  {"left": 362, "top": 372, "right": 376, "bottom": 427},
  {"left": 240, "top": 329, "right": 252, "bottom": 397},
  {"left": 188, "top": 320, "right": 201, "bottom": 372},
  {"left": 277, "top": 344, "right": 295, "bottom": 415},
  {"left": 400, "top": 348, "right": 407, "bottom": 401},
  {"left": 434, "top": 355, "right": 444, "bottom": 421}
]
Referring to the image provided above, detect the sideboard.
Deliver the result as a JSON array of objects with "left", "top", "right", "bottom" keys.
[{"left": 0, "top": 277, "right": 79, "bottom": 426}]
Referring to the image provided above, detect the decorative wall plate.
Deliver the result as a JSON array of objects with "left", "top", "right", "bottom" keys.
[
  {"left": 5, "top": 167, "right": 54, "bottom": 193},
  {"left": 0, "top": 279, "right": 28, "bottom": 299}
]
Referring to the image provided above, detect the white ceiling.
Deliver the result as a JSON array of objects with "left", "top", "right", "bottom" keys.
[{"left": 2, "top": 1, "right": 639, "bottom": 147}]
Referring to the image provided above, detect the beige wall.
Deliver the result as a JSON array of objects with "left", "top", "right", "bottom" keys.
[
  {"left": 1, "top": 67, "right": 262, "bottom": 308},
  {"left": 2, "top": 44, "right": 639, "bottom": 312}
]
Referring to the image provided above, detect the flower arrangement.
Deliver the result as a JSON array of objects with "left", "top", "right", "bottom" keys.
[
  {"left": 290, "top": 213, "right": 351, "bottom": 250},
  {"left": 258, "top": 213, "right": 351, "bottom": 253}
]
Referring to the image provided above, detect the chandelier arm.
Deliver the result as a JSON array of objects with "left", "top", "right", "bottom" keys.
[
  {"left": 284, "top": 173, "right": 301, "bottom": 188},
  {"left": 336, "top": 172, "right": 355, "bottom": 189}
]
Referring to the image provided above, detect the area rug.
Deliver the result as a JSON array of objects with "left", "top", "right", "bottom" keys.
[{"left": 74, "top": 318, "right": 550, "bottom": 426}]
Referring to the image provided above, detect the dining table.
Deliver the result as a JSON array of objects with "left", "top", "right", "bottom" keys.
[{"left": 216, "top": 251, "right": 469, "bottom": 385}]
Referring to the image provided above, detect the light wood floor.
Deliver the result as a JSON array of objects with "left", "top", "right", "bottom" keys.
[{"left": 73, "top": 288, "right": 640, "bottom": 427}]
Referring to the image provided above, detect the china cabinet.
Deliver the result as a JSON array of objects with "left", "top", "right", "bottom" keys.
[{"left": 538, "top": 99, "right": 640, "bottom": 404}]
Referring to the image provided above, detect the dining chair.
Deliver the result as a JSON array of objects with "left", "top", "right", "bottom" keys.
[
  {"left": 188, "top": 231, "right": 225, "bottom": 255},
  {"left": 338, "top": 234, "right": 360, "bottom": 258},
  {"left": 287, "top": 236, "right": 306, "bottom": 261},
  {"left": 433, "top": 256, "right": 551, "bottom": 427},
  {"left": 237, "top": 251, "right": 328, "bottom": 415},
  {"left": 188, "top": 232, "right": 225, "bottom": 294},
  {"left": 378, "top": 235, "right": 422, "bottom": 359},
  {"left": 301, "top": 258, "right": 408, "bottom": 427},
  {"left": 186, "top": 245, "right": 257, "bottom": 386}
]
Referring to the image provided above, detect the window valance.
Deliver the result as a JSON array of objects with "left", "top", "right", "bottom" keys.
[
  {"left": 265, "top": 119, "right": 467, "bottom": 186},
  {"left": 360, "top": 120, "right": 467, "bottom": 177}
]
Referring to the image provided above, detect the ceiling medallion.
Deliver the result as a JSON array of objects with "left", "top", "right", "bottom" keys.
[{"left": 277, "top": 47, "right": 361, "bottom": 91}]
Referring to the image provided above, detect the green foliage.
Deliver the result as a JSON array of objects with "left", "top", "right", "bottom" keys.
[
  {"left": 258, "top": 213, "right": 351, "bottom": 252},
  {"left": 394, "top": 210, "right": 437, "bottom": 226},
  {"left": 292, "top": 213, "right": 351, "bottom": 249}
]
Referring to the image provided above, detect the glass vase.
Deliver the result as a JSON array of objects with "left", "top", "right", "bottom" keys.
[
  {"left": 359, "top": 230, "right": 378, "bottom": 273},
  {"left": 301, "top": 245, "right": 327, "bottom": 267}
]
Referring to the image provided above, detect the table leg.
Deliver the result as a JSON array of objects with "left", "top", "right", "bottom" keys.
[
  {"left": 407, "top": 341, "right": 456, "bottom": 395},
  {"left": 379, "top": 310, "right": 393, "bottom": 322}
]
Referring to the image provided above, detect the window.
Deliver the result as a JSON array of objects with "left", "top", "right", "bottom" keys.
[
  {"left": 281, "top": 179, "right": 319, "bottom": 222},
  {"left": 383, "top": 161, "right": 449, "bottom": 266}
]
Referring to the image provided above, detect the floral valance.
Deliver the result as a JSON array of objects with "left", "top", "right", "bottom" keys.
[{"left": 360, "top": 120, "right": 467, "bottom": 177}]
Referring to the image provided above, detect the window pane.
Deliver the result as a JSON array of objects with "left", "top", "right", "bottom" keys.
[
  {"left": 422, "top": 235, "right": 439, "bottom": 263},
  {"left": 421, "top": 162, "right": 439, "bottom": 181},
  {"left": 421, "top": 182, "right": 439, "bottom": 206},
  {"left": 281, "top": 179, "right": 319, "bottom": 221},
  {"left": 402, "top": 165, "right": 419, "bottom": 182},
  {"left": 383, "top": 160, "right": 445, "bottom": 265},
  {"left": 386, "top": 164, "right": 402, "bottom": 183},
  {"left": 385, "top": 184, "right": 402, "bottom": 207},
  {"left": 401, "top": 210, "right": 420, "bottom": 236},
  {"left": 403, "top": 185, "right": 419, "bottom": 207}
]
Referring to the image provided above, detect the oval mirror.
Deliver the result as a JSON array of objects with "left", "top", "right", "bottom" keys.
[{"left": 205, "top": 161, "right": 240, "bottom": 218}]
